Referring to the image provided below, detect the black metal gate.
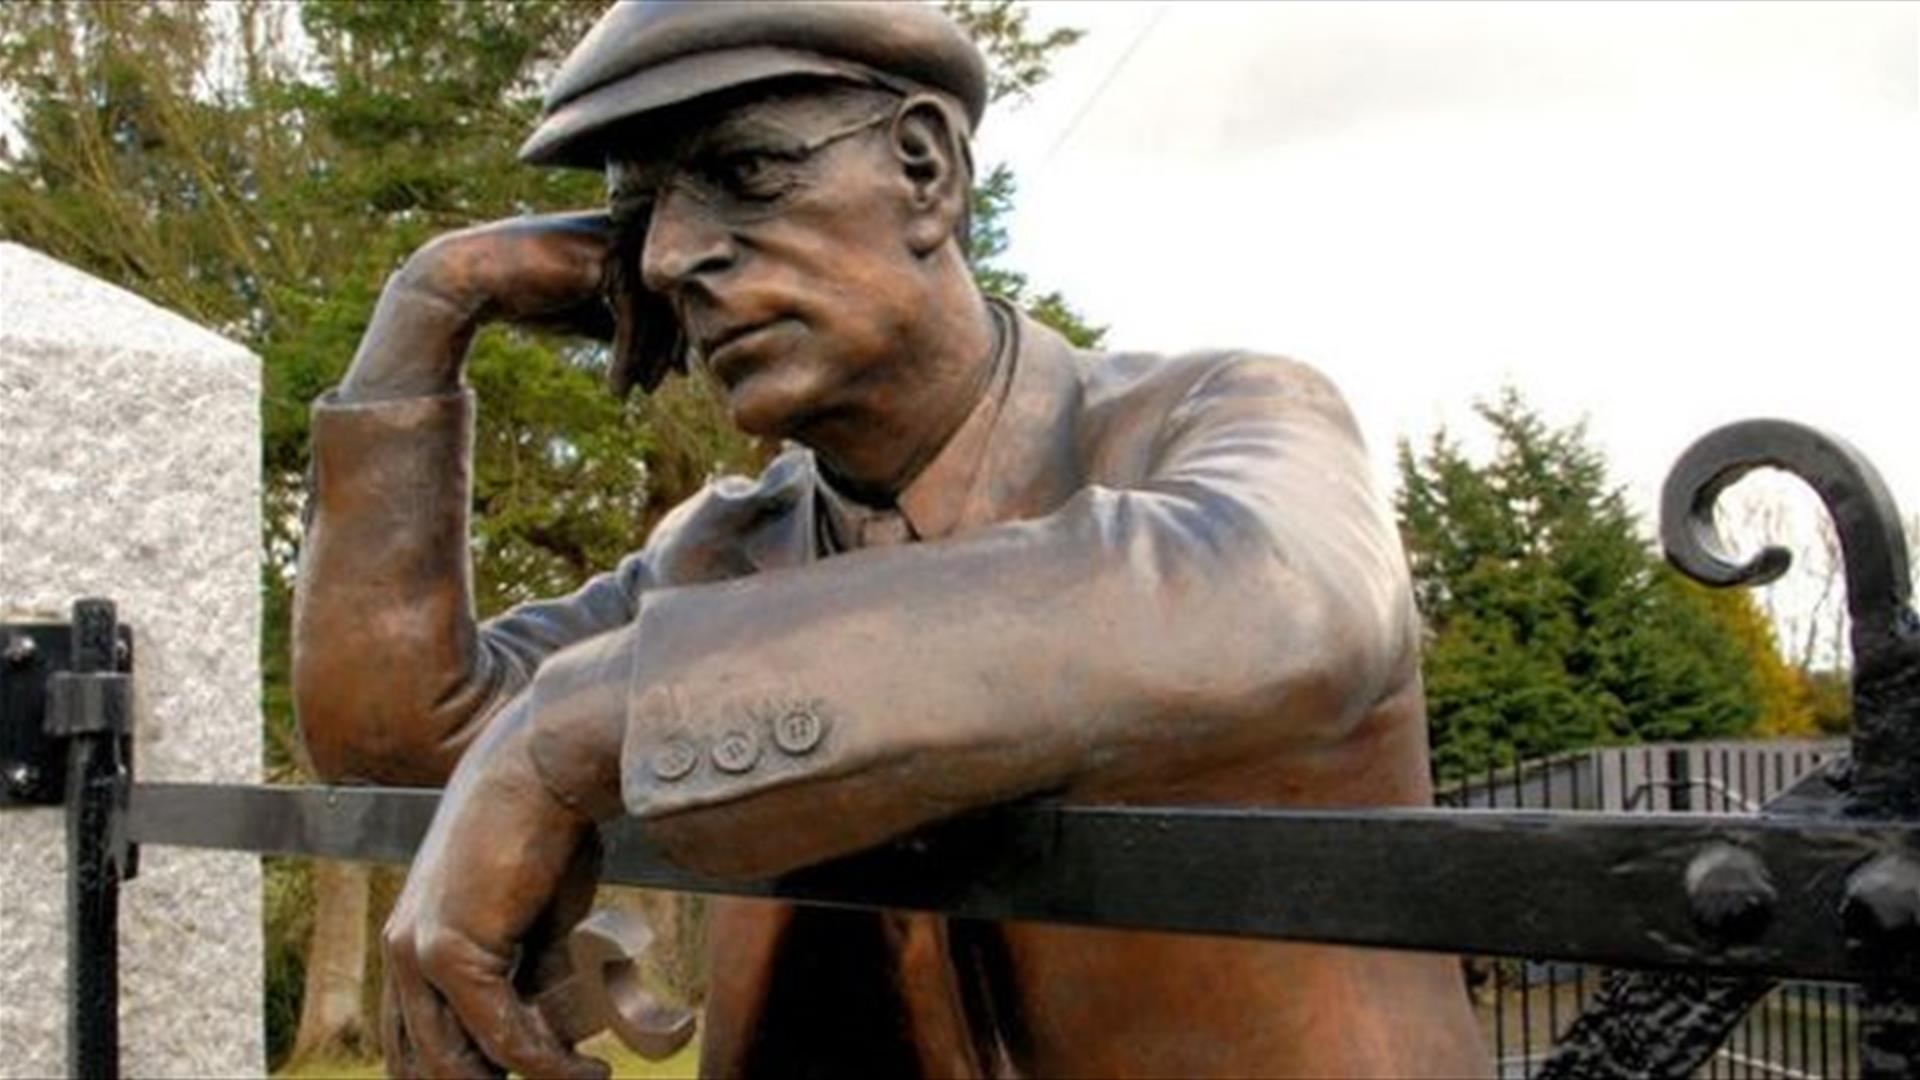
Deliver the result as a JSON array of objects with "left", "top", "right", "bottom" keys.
[
  {"left": 1442, "top": 742, "right": 1856, "bottom": 1078},
  {"left": 3, "top": 417, "right": 1914, "bottom": 1080}
]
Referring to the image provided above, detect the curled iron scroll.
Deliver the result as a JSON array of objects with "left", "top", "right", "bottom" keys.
[
  {"left": 1659, "top": 418, "right": 1914, "bottom": 654},
  {"left": 1551, "top": 423, "right": 1920, "bottom": 1079}
]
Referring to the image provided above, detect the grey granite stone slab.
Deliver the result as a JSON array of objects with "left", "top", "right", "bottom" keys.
[{"left": 1, "top": 243, "right": 264, "bottom": 1078}]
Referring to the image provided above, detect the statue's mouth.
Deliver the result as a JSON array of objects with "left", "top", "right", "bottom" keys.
[
  {"left": 703, "top": 318, "right": 770, "bottom": 357},
  {"left": 703, "top": 319, "right": 792, "bottom": 384}
]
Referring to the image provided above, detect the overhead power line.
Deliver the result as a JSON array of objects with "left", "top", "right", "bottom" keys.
[{"left": 1040, "top": 1, "right": 1172, "bottom": 171}]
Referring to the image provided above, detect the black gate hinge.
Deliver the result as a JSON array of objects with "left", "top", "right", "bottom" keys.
[{"left": 2, "top": 605, "right": 137, "bottom": 879}]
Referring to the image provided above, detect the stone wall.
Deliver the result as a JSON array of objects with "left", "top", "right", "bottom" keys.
[{"left": 0, "top": 243, "right": 264, "bottom": 1077}]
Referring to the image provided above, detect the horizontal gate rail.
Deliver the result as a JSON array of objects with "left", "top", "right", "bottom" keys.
[
  {"left": 131, "top": 779, "right": 1915, "bottom": 983},
  {"left": 11, "top": 417, "right": 1914, "bottom": 1077}
]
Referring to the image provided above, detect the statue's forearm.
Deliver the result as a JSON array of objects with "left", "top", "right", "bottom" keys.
[
  {"left": 293, "top": 380, "right": 496, "bottom": 785},
  {"left": 524, "top": 627, "right": 634, "bottom": 823},
  {"left": 338, "top": 262, "right": 483, "bottom": 403},
  {"left": 340, "top": 215, "right": 614, "bottom": 405},
  {"left": 297, "top": 225, "right": 615, "bottom": 782}
]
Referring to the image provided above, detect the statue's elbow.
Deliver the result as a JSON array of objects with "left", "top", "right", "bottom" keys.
[
  {"left": 291, "top": 663, "right": 386, "bottom": 783},
  {"left": 293, "top": 714, "right": 361, "bottom": 784},
  {"left": 1223, "top": 561, "right": 1414, "bottom": 745},
  {"left": 292, "top": 652, "right": 461, "bottom": 786},
  {"left": 294, "top": 710, "right": 459, "bottom": 787}
]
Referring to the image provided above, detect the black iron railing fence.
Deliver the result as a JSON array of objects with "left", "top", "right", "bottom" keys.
[{"left": 2, "top": 417, "right": 1913, "bottom": 1080}]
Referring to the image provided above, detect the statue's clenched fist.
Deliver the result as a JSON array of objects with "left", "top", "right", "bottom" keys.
[{"left": 378, "top": 694, "right": 609, "bottom": 1080}]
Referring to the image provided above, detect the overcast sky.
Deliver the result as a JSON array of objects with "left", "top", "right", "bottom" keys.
[{"left": 972, "top": 1, "right": 1917, "bottom": 561}]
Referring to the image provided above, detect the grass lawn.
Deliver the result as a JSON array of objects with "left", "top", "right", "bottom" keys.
[{"left": 276, "top": 1035, "right": 699, "bottom": 1079}]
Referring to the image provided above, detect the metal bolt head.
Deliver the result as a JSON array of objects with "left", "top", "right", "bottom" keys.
[
  {"left": 1685, "top": 844, "right": 1776, "bottom": 944},
  {"left": 4, "top": 762, "right": 39, "bottom": 795},
  {"left": 1841, "top": 853, "right": 1920, "bottom": 952},
  {"left": 3, "top": 633, "right": 37, "bottom": 668}
]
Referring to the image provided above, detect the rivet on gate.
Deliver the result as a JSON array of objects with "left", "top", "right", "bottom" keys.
[
  {"left": 1684, "top": 844, "right": 1776, "bottom": 944},
  {"left": 1840, "top": 853, "right": 1920, "bottom": 952},
  {"left": 4, "top": 762, "right": 39, "bottom": 796},
  {"left": 3, "top": 633, "right": 37, "bottom": 668}
]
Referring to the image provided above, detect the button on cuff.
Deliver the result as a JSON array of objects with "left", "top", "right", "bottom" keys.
[
  {"left": 712, "top": 728, "right": 761, "bottom": 774},
  {"left": 649, "top": 738, "right": 698, "bottom": 781},
  {"left": 774, "top": 706, "right": 826, "bottom": 755}
]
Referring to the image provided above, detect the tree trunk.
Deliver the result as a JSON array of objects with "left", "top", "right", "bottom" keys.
[{"left": 289, "top": 858, "right": 372, "bottom": 1063}]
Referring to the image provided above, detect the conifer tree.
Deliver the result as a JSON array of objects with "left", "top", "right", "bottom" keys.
[{"left": 1398, "top": 389, "right": 1780, "bottom": 784}]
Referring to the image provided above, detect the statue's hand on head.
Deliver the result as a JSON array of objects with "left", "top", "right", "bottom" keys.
[{"left": 340, "top": 212, "right": 618, "bottom": 403}]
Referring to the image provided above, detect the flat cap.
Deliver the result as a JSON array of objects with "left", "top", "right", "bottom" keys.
[{"left": 521, "top": 0, "right": 988, "bottom": 169}]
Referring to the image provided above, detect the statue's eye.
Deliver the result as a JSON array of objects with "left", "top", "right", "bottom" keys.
[{"left": 708, "top": 151, "right": 793, "bottom": 201}]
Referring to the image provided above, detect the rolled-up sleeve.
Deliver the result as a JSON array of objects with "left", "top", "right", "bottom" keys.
[{"left": 294, "top": 389, "right": 649, "bottom": 785}]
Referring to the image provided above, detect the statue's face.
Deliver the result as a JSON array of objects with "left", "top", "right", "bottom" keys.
[{"left": 609, "top": 85, "right": 931, "bottom": 441}]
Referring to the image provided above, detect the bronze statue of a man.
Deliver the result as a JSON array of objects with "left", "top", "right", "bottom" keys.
[{"left": 293, "top": 2, "right": 1491, "bottom": 1076}]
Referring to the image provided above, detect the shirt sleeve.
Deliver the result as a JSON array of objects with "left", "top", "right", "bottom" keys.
[{"left": 294, "top": 388, "right": 649, "bottom": 785}]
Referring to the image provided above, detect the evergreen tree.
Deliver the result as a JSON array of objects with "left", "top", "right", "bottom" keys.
[
  {"left": 1398, "top": 389, "right": 1778, "bottom": 783},
  {"left": 942, "top": 0, "right": 1102, "bottom": 347}
]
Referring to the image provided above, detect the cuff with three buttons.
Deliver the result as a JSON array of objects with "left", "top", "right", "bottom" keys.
[{"left": 622, "top": 682, "right": 839, "bottom": 819}]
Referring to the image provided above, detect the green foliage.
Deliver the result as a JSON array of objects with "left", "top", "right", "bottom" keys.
[
  {"left": 1690, "top": 578, "right": 1824, "bottom": 737},
  {"left": 1399, "top": 389, "right": 1779, "bottom": 783},
  {"left": 262, "top": 857, "right": 315, "bottom": 1067},
  {"left": 942, "top": 0, "right": 1086, "bottom": 105},
  {"left": 942, "top": 2, "right": 1105, "bottom": 347},
  {"left": 1803, "top": 669, "right": 1853, "bottom": 735}
]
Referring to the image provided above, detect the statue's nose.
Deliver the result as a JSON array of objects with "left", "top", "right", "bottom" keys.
[{"left": 640, "top": 186, "right": 736, "bottom": 295}]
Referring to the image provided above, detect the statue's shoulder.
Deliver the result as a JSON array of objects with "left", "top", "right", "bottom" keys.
[{"left": 1077, "top": 343, "right": 1351, "bottom": 430}]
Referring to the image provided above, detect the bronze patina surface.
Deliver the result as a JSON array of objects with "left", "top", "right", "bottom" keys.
[{"left": 292, "top": 2, "right": 1491, "bottom": 1076}]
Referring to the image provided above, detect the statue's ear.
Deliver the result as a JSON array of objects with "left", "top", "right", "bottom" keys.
[
  {"left": 607, "top": 234, "right": 686, "bottom": 397},
  {"left": 890, "top": 94, "right": 969, "bottom": 258}
]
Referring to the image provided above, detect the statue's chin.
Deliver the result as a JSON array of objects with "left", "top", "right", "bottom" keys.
[{"left": 722, "top": 362, "right": 827, "bottom": 443}]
